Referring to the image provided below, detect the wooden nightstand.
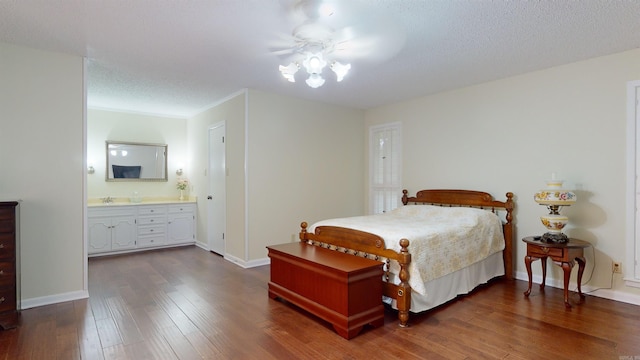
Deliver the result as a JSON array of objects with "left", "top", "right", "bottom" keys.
[{"left": 522, "top": 236, "right": 590, "bottom": 308}]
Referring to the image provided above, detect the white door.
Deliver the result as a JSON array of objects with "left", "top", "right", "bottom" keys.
[{"left": 208, "top": 123, "right": 226, "bottom": 255}]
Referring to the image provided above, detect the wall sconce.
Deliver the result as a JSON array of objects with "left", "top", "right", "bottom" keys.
[
  {"left": 88, "top": 166, "right": 95, "bottom": 174},
  {"left": 176, "top": 168, "right": 183, "bottom": 176}
]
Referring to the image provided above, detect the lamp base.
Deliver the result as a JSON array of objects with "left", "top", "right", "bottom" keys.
[{"left": 541, "top": 232, "right": 569, "bottom": 243}]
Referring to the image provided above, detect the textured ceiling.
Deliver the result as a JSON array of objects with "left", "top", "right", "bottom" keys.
[{"left": 1, "top": 0, "right": 640, "bottom": 118}]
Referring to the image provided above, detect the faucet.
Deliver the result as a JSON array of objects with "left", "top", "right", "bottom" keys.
[{"left": 102, "top": 196, "right": 114, "bottom": 204}]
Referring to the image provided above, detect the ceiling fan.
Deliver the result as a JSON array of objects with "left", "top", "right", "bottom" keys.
[{"left": 271, "top": 0, "right": 406, "bottom": 88}]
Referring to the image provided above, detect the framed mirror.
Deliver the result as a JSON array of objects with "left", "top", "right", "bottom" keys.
[{"left": 106, "top": 141, "right": 168, "bottom": 182}]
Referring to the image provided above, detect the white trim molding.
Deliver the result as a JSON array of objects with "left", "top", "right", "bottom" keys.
[{"left": 21, "top": 290, "right": 89, "bottom": 310}]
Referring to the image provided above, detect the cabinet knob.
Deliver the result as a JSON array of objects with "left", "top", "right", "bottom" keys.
[
  {"left": 0, "top": 270, "right": 3, "bottom": 275},
  {"left": 150, "top": 219, "right": 154, "bottom": 222},
  {"left": 0, "top": 297, "right": 5, "bottom": 303},
  {"left": 0, "top": 243, "right": 4, "bottom": 249}
]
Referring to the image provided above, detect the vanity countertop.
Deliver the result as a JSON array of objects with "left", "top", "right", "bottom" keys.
[{"left": 88, "top": 196, "right": 196, "bottom": 207}]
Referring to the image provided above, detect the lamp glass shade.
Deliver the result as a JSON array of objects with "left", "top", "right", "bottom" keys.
[
  {"left": 305, "top": 73, "right": 325, "bottom": 88},
  {"left": 533, "top": 179, "right": 576, "bottom": 206},
  {"left": 330, "top": 61, "right": 350, "bottom": 81},
  {"left": 279, "top": 63, "right": 299, "bottom": 82}
]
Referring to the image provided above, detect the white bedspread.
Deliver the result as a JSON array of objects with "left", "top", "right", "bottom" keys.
[{"left": 309, "top": 205, "right": 504, "bottom": 295}]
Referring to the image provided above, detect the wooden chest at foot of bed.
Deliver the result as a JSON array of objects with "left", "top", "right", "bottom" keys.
[{"left": 267, "top": 242, "right": 384, "bottom": 339}]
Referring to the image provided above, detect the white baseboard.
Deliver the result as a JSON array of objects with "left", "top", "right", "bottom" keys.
[
  {"left": 21, "top": 289, "right": 89, "bottom": 310},
  {"left": 514, "top": 270, "right": 640, "bottom": 306},
  {"left": 224, "top": 254, "right": 270, "bottom": 268}
]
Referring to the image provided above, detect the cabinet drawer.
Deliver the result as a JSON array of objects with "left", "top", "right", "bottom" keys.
[
  {"left": 138, "top": 225, "right": 165, "bottom": 236},
  {"left": 137, "top": 235, "right": 166, "bottom": 248},
  {"left": 0, "top": 234, "right": 15, "bottom": 260},
  {"left": 138, "top": 206, "right": 167, "bottom": 216},
  {"left": 527, "top": 244, "right": 564, "bottom": 258},
  {"left": 0, "top": 287, "right": 16, "bottom": 312},
  {"left": 0, "top": 262, "right": 15, "bottom": 287},
  {"left": 137, "top": 216, "right": 166, "bottom": 226},
  {"left": 168, "top": 205, "right": 194, "bottom": 214},
  {"left": 88, "top": 207, "right": 135, "bottom": 218}
]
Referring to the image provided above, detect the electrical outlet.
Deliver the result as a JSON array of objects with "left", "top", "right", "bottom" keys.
[{"left": 613, "top": 261, "right": 622, "bottom": 274}]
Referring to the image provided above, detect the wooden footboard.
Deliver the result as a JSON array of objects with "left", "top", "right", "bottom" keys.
[
  {"left": 299, "top": 189, "right": 515, "bottom": 327},
  {"left": 299, "top": 222, "right": 412, "bottom": 327}
]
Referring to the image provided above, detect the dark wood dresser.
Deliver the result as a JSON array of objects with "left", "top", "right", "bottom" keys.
[
  {"left": 267, "top": 242, "right": 384, "bottom": 339},
  {"left": 0, "top": 201, "right": 19, "bottom": 329}
]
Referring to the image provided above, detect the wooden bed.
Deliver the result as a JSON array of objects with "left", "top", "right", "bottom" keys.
[{"left": 299, "top": 189, "right": 515, "bottom": 327}]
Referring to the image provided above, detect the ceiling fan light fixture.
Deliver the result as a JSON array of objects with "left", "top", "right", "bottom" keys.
[
  {"left": 330, "top": 61, "right": 351, "bottom": 82},
  {"left": 279, "top": 62, "right": 300, "bottom": 82},
  {"left": 305, "top": 73, "right": 325, "bottom": 88}
]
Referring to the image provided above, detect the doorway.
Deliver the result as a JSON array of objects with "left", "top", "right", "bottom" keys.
[{"left": 208, "top": 122, "right": 226, "bottom": 255}]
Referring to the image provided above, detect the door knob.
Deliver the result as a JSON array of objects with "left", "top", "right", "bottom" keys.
[{"left": 207, "top": 195, "right": 213, "bottom": 200}]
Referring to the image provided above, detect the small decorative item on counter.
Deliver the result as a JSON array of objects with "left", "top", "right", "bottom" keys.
[
  {"left": 177, "top": 178, "right": 189, "bottom": 200},
  {"left": 130, "top": 191, "right": 142, "bottom": 203}
]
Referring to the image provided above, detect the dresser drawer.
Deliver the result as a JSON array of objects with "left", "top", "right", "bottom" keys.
[
  {"left": 0, "top": 262, "right": 15, "bottom": 287},
  {"left": 0, "top": 234, "right": 15, "bottom": 260},
  {"left": 527, "top": 244, "right": 564, "bottom": 259},
  {"left": 138, "top": 225, "right": 165, "bottom": 236},
  {"left": 0, "top": 287, "right": 16, "bottom": 312},
  {"left": 137, "top": 216, "right": 166, "bottom": 226},
  {"left": 0, "top": 209, "right": 14, "bottom": 233},
  {"left": 138, "top": 206, "right": 167, "bottom": 216}
]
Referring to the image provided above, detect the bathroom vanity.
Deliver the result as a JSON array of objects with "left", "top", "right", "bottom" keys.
[{"left": 88, "top": 199, "right": 196, "bottom": 256}]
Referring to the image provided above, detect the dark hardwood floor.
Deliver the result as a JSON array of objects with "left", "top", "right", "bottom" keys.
[{"left": 0, "top": 245, "right": 638, "bottom": 359}]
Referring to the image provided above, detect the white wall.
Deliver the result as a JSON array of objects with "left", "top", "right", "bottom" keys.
[
  {"left": 0, "top": 42, "right": 85, "bottom": 306},
  {"left": 87, "top": 109, "right": 188, "bottom": 199},
  {"left": 365, "top": 48, "right": 640, "bottom": 302},
  {"left": 246, "top": 89, "right": 365, "bottom": 261}
]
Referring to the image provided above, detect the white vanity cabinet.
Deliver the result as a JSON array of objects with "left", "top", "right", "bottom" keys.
[
  {"left": 167, "top": 204, "right": 196, "bottom": 245},
  {"left": 88, "top": 201, "right": 196, "bottom": 256},
  {"left": 88, "top": 207, "right": 137, "bottom": 254}
]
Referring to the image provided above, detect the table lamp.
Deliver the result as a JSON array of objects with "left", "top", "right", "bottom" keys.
[{"left": 533, "top": 173, "right": 576, "bottom": 243}]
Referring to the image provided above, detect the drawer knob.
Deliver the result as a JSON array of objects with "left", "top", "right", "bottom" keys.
[
  {"left": 150, "top": 229, "right": 154, "bottom": 232},
  {"left": 150, "top": 219, "right": 154, "bottom": 222},
  {"left": 542, "top": 247, "right": 549, "bottom": 253},
  {"left": 0, "top": 297, "right": 4, "bottom": 303},
  {"left": 0, "top": 243, "right": 4, "bottom": 249},
  {"left": 0, "top": 270, "right": 3, "bottom": 275}
]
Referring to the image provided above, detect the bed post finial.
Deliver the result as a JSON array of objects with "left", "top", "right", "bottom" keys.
[
  {"left": 299, "top": 222, "right": 308, "bottom": 242},
  {"left": 504, "top": 192, "right": 514, "bottom": 225},
  {"left": 402, "top": 189, "right": 409, "bottom": 205}
]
